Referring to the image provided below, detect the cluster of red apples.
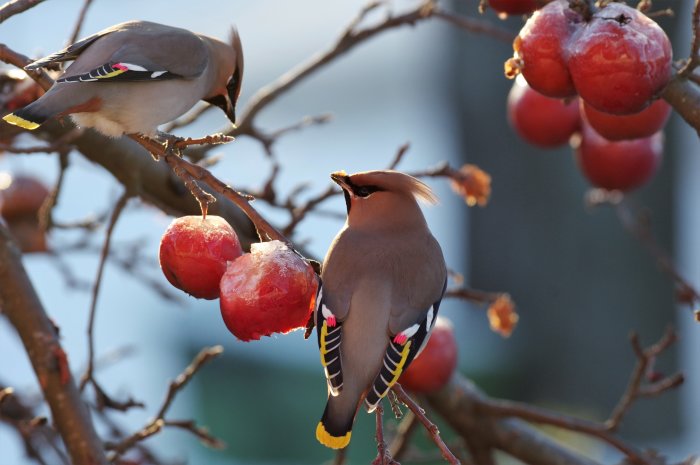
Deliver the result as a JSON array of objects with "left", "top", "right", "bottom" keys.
[
  {"left": 159, "top": 215, "right": 318, "bottom": 341},
  {"left": 503, "top": 0, "right": 672, "bottom": 192}
]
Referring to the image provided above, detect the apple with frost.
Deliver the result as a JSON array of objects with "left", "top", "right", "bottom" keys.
[
  {"left": 159, "top": 215, "right": 243, "bottom": 299},
  {"left": 219, "top": 240, "right": 318, "bottom": 342}
]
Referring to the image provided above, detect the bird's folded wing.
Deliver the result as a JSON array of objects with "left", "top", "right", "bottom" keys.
[
  {"left": 315, "top": 283, "right": 344, "bottom": 396},
  {"left": 27, "top": 24, "right": 208, "bottom": 83},
  {"left": 57, "top": 35, "right": 208, "bottom": 84},
  {"left": 364, "top": 279, "right": 446, "bottom": 412},
  {"left": 25, "top": 30, "right": 107, "bottom": 70}
]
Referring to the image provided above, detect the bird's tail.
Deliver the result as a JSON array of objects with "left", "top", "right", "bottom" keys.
[
  {"left": 316, "top": 399, "right": 354, "bottom": 450},
  {"left": 3, "top": 100, "right": 51, "bottom": 130}
]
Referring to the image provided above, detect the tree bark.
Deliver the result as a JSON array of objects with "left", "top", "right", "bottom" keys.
[
  {"left": 0, "top": 222, "right": 107, "bottom": 465},
  {"left": 427, "top": 374, "right": 603, "bottom": 465}
]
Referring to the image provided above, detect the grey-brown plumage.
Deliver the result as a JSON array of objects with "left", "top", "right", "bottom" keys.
[
  {"left": 2, "top": 20, "right": 243, "bottom": 137},
  {"left": 315, "top": 170, "right": 447, "bottom": 449}
]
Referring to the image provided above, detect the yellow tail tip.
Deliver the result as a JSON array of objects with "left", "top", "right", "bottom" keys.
[
  {"left": 316, "top": 422, "right": 351, "bottom": 449},
  {"left": 2, "top": 113, "right": 40, "bottom": 130}
]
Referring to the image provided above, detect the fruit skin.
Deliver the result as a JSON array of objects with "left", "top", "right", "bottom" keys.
[
  {"left": 567, "top": 3, "right": 672, "bottom": 115},
  {"left": 581, "top": 98, "right": 671, "bottom": 141},
  {"left": 575, "top": 122, "right": 663, "bottom": 191},
  {"left": 399, "top": 317, "right": 458, "bottom": 393},
  {"left": 489, "top": 0, "right": 539, "bottom": 16},
  {"left": 0, "top": 174, "right": 50, "bottom": 219},
  {"left": 159, "top": 215, "right": 243, "bottom": 300},
  {"left": 507, "top": 75, "right": 580, "bottom": 148},
  {"left": 0, "top": 173, "right": 50, "bottom": 253},
  {"left": 219, "top": 240, "right": 318, "bottom": 342},
  {"left": 511, "top": 0, "right": 582, "bottom": 98}
]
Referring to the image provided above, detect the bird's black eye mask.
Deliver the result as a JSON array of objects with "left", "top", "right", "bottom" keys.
[
  {"left": 227, "top": 68, "right": 242, "bottom": 107},
  {"left": 341, "top": 177, "right": 384, "bottom": 212}
]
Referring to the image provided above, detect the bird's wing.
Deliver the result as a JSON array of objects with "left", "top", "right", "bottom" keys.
[
  {"left": 27, "top": 22, "right": 209, "bottom": 83},
  {"left": 364, "top": 278, "right": 447, "bottom": 412},
  {"left": 56, "top": 33, "right": 208, "bottom": 83},
  {"left": 315, "top": 280, "right": 344, "bottom": 396},
  {"left": 24, "top": 28, "right": 113, "bottom": 71}
]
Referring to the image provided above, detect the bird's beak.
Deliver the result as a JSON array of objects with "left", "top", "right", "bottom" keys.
[
  {"left": 330, "top": 171, "right": 351, "bottom": 191},
  {"left": 224, "top": 94, "right": 237, "bottom": 128}
]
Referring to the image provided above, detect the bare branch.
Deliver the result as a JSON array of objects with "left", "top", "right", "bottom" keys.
[
  {"left": 606, "top": 328, "right": 683, "bottom": 431},
  {"left": 80, "top": 191, "right": 132, "bottom": 393},
  {"left": 433, "top": 9, "right": 514, "bottom": 43},
  {"left": 0, "top": 223, "right": 107, "bottom": 465},
  {"left": 107, "top": 345, "right": 224, "bottom": 459},
  {"left": 393, "top": 384, "right": 460, "bottom": 465},
  {"left": 0, "top": 0, "right": 47, "bottom": 24},
  {"left": 587, "top": 190, "right": 700, "bottom": 312},
  {"left": 0, "top": 43, "right": 53, "bottom": 90},
  {"left": 678, "top": 0, "right": 700, "bottom": 76},
  {"left": 68, "top": 0, "right": 95, "bottom": 45}
]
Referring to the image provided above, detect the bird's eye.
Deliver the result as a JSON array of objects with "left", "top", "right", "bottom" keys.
[{"left": 355, "top": 185, "right": 378, "bottom": 198}]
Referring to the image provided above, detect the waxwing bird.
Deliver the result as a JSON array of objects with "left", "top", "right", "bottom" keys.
[
  {"left": 315, "top": 170, "right": 447, "bottom": 449},
  {"left": 2, "top": 20, "right": 243, "bottom": 137}
]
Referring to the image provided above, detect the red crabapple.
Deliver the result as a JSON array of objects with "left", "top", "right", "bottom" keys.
[
  {"left": 0, "top": 173, "right": 50, "bottom": 219},
  {"left": 159, "top": 215, "right": 243, "bottom": 300},
  {"left": 399, "top": 317, "right": 458, "bottom": 393},
  {"left": 0, "top": 173, "right": 50, "bottom": 253},
  {"left": 567, "top": 3, "right": 672, "bottom": 115},
  {"left": 508, "top": 0, "right": 582, "bottom": 98},
  {"left": 219, "top": 240, "right": 318, "bottom": 342},
  {"left": 507, "top": 75, "right": 580, "bottom": 148},
  {"left": 575, "top": 121, "right": 663, "bottom": 191},
  {"left": 581, "top": 98, "right": 671, "bottom": 141}
]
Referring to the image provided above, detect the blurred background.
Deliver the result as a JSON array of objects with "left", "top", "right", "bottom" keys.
[{"left": 0, "top": 0, "right": 697, "bottom": 464}]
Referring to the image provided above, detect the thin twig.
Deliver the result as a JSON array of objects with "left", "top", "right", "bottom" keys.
[
  {"left": 478, "top": 328, "right": 683, "bottom": 465},
  {"left": 587, "top": 191, "right": 700, "bottom": 311},
  {"left": 606, "top": 327, "right": 682, "bottom": 431},
  {"left": 387, "top": 142, "right": 411, "bottom": 170},
  {"left": 372, "top": 403, "right": 398, "bottom": 465},
  {"left": 433, "top": 9, "right": 514, "bottom": 43},
  {"left": 68, "top": 0, "right": 94, "bottom": 45},
  {"left": 107, "top": 345, "right": 224, "bottom": 459},
  {"left": 389, "top": 411, "right": 419, "bottom": 461},
  {"left": 0, "top": 0, "right": 47, "bottom": 24},
  {"left": 392, "top": 384, "right": 460, "bottom": 465},
  {"left": 0, "top": 43, "right": 53, "bottom": 90},
  {"left": 678, "top": 0, "right": 700, "bottom": 76},
  {"left": 80, "top": 191, "right": 132, "bottom": 393}
]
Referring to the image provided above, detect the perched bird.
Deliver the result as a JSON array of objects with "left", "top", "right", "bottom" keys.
[
  {"left": 2, "top": 20, "right": 243, "bottom": 137},
  {"left": 315, "top": 170, "right": 447, "bottom": 449}
]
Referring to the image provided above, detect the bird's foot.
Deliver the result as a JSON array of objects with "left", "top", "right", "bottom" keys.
[{"left": 155, "top": 131, "right": 185, "bottom": 160}]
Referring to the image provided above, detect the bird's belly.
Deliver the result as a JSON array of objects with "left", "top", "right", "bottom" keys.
[{"left": 71, "top": 81, "right": 203, "bottom": 137}]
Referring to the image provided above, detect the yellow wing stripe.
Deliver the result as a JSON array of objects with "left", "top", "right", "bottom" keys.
[
  {"left": 319, "top": 322, "right": 329, "bottom": 366},
  {"left": 96, "top": 68, "right": 126, "bottom": 79},
  {"left": 2, "top": 113, "right": 40, "bottom": 130},
  {"left": 389, "top": 341, "right": 412, "bottom": 385},
  {"left": 316, "top": 422, "right": 351, "bottom": 449}
]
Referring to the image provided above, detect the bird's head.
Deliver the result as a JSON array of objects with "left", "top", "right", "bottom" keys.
[
  {"left": 330, "top": 170, "right": 437, "bottom": 230},
  {"left": 204, "top": 28, "right": 244, "bottom": 126}
]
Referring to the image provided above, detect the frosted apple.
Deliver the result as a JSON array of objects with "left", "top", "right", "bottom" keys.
[
  {"left": 159, "top": 215, "right": 243, "bottom": 299},
  {"left": 219, "top": 240, "right": 318, "bottom": 342}
]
